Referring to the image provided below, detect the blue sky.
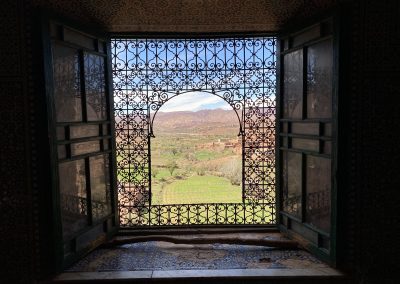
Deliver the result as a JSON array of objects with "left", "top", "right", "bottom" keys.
[{"left": 112, "top": 38, "right": 276, "bottom": 113}]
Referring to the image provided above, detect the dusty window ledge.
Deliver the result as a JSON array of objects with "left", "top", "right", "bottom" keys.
[{"left": 53, "top": 268, "right": 344, "bottom": 282}]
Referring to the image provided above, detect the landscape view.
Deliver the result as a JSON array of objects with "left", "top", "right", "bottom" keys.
[{"left": 151, "top": 92, "right": 243, "bottom": 205}]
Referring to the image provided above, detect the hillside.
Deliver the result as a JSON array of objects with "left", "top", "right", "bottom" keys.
[{"left": 152, "top": 108, "right": 240, "bottom": 135}]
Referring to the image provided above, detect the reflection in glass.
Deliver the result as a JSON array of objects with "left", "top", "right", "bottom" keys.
[
  {"left": 282, "top": 152, "right": 302, "bottom": 218},
  {"left": 307, "top": 39, "right": 333, "bottom": 118},
  {"left": 291, "top": 138, "right": 319, "bottom": 152},
  {"left": 59, "top": 160, "right": 87, "bottom": 240},
  {"left": 306, "top": 155, "right": 331, "bottom": 232},
  {"left": 71, "top": 141, "right": 100, "bottom": 156},
  {"left": 90, "top": 154, "right": 111, "bottom": 221},
  {"left": 70, "top": 125, "right": 99, "bottom": 139},
  {"left": 291, "top": 122, "right": 319, "bottom": 135},
  {"left": 52, "top": 44, "right": 82, "bottom": 122},
  {"left": 85, "top": 53, "right": 107, "bottom": 121},
  {"left": 283, "top": 50, "right": 303, "bottom": 119}
]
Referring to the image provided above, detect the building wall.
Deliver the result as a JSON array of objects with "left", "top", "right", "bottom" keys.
[{"left": 0, "top": 0, "right": 399, "bottom": 283}]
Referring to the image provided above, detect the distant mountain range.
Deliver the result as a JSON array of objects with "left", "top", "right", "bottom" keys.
[{"left": 152, "top": 109, "right": 240, "bottom": 135}]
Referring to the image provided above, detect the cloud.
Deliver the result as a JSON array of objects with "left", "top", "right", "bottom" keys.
[
  {"left": 113, "top": 90, "right": 235, "bottom": 113},
  {"left": 157, "top": 92, "right": 232, "bottom": 112}
]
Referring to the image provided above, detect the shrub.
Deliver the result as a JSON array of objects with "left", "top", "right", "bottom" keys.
[
  {"left": 220, "top": 159, "right": 242, "bottom": 186},
  {"left": 151, "top": 168, "right": 159, "bottom": 178},
  {"left": 166, "top": 160, "right": 178, "bottom": 176},
  {"left": 196, "top": 167, "right": 206, "bottom": 176}
]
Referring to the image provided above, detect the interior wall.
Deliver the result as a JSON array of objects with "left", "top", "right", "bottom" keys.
[
  {"left": 343, "top": 0, "right": 400, "bottom": 281},
  {"left": 0, "top": 0, "right": 34, "bottom": 283},
  {"left": 0, "top": 0, "right": 399, "bottom": 283},
  {"left": 29, "top": 0, "right": 338, "bottom": 33}
]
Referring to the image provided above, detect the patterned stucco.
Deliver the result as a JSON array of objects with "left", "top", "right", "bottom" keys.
[{"left": 31, "top": 0, "right": 337, "bottom": 33}]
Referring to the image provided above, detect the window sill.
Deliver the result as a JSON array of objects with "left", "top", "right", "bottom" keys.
[{"left": 53, "top": 268, "right": 344, "bottom": 282}]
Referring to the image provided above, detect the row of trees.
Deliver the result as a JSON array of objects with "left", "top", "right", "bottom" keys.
[{"left": 151, "top": 160, "right": 178, "bottom": 178}]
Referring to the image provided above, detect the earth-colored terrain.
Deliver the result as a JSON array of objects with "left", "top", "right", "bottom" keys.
[{"left": 151, "top": 108, "right": 242, "bottom": 205}]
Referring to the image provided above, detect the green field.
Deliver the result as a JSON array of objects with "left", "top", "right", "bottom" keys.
[
  {"left": 115, "top": 110, "right": 276, "bottom": 225},
  {"left": 150, "top": 132, "right": 242, "bottom": 205},
  {"left": 152, "top": 174, "right": 241, "bottom": 205}
]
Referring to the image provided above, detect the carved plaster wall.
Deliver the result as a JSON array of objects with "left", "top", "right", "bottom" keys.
[{"left": 32, "top": 0, "right": 337, "bottom": 33}]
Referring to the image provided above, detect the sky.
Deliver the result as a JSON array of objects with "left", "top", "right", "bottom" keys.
[
  {"left": 156, "top": 92, "right": 232, "bottom": 113},
  {"left": 112, "top": 38, "right": 276, "bottom": 113}
]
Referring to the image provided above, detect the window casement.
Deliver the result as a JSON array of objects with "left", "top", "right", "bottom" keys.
[
  {"left": 277, "top": 20, "right": 337, "bottom": 264},
  {"left": 41, "top": 14, "right": 337, "bottom": 272}
]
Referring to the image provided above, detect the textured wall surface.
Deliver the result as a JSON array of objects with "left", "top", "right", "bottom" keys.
[
  {"left": 0, "top": 0, "right": 399, "bottom": 283},
  {"left": 0, "top": 0, "right": 33, "bottom": 283},
  {"left": 346, "top": 0, "right": 400, "bottom": 282},
  {"left": 30, "top": 0, "right": 337, "bottom": 33}
]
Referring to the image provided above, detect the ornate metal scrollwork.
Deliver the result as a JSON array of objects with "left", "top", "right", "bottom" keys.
[{"left": 112, "top": 37, "right": 276, "bottom": 226}]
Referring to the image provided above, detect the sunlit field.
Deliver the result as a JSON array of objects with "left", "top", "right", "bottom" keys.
[{"left": 151, "top": 108, "right": 243, "bottom": 205}]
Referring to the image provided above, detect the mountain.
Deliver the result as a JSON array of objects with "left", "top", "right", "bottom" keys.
[{"left": 152, "top": 108, "right": 240, "bottom": 135}]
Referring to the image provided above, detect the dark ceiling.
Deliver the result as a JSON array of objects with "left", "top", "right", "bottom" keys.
[{"left": 32, "top": 0, "right": 338, "bottom": 33}]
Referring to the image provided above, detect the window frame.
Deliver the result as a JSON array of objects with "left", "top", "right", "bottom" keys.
[
  {"left": 36, "top": 8, "right": 344, "bottom": 276},
  {"left": 111, "top": 35, "right": 279, "bottom": 228}
]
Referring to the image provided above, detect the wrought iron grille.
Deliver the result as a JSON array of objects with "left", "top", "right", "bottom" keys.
[{"left": 112, "top": 37, "right": 276, "bottom": 226}]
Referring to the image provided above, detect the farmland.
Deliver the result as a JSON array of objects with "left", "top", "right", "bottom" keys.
[{"left": 151, "top": 109, "right": 242, "bottom": 205}]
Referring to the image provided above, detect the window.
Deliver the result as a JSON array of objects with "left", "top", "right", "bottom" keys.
[
  {"left": 150, "top": 91, "right": 243, "bottom": 205},
  {"left": 112, "top": 37, "right": 277, "bottom": 226},
  {"left": 42, "top": 17, "right": 337, "bottom": 270}
]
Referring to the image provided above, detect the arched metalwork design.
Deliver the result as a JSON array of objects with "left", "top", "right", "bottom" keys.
[
  {"left": 112, "top": 37, "right": 276, "bottom": 226},
  {"left": 149, "top": 90, "right": 243, "bottom": 137}
]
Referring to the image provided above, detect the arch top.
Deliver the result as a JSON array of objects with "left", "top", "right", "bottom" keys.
[{"left": 149, "top": 90, "right": 244, "bottom": 138}]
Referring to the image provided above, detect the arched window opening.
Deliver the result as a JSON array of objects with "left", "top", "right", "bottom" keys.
[{"left": 151, "top": 92, "right": 242, "bottom": 205}]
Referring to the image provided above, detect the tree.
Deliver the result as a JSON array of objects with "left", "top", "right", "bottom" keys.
[
  {"left": 171, "top": 148, "right": 178, "bottom": 156},
  {"left": 166, "top": 161, "right": 178, "bottom": 176},
  {"left": 185, "top": 152, "right": 197, "bottom": 162},
  {"left": 221, "top": 159, "right": 241, "bottom": 186},
  {"left": 196, "top": 166, "right": 206, "bottom": 176}
]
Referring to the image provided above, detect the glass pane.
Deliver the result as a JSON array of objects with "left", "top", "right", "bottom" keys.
[
  {"left": 282, "top": 151, "right": 302, "bottom": 218},
  {"left": 291, "top": 138, "right": 319, "bottom": 152},
  {"left": 70, "top": 125, "right": 99, "bottom": 139},
  {"left": 291, "top": 122, "right": 319, "bottom": 135},
  {"left": 90, "top": 154, "right": 112, "bottom": 221},
  {"left": 283, "top": 50, "right": 303, "bottom": 119},
  {"left": 52, "top": 44, "right": 82, "bottom": 122},
  {"left": 59, "top": 160, "right": 88, "bottom": 240},
  {"left": 306, "top": 155, "right": 331, "bottom": 232},
  {"left": 85, "top": 53, "right": 107, "bottom": 121},
  {"left": 307, "top": 39, "right": 333, "bottom": 118},
  {"left": 71, "top": 141, "right": 100, "bottom": 156}
]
